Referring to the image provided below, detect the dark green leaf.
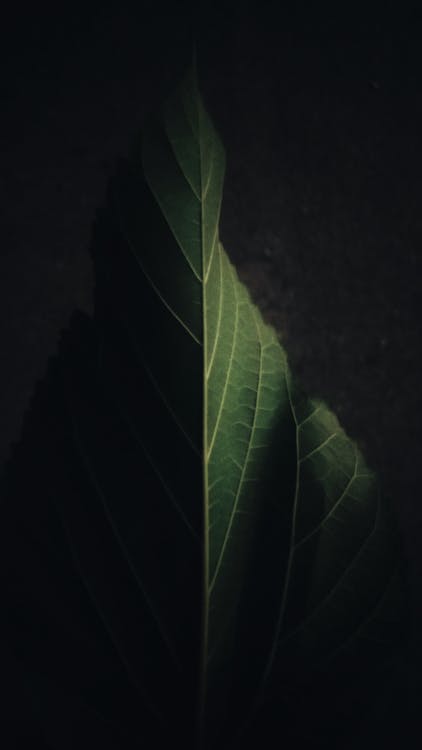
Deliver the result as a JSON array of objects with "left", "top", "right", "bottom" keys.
[{"left": 0, "top": 70, "right": 405, "bottom": 750}]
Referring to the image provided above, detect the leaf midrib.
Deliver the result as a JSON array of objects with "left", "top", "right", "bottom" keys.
[{"left": 199, "top": 87, "right": 210, "bottom": 739}]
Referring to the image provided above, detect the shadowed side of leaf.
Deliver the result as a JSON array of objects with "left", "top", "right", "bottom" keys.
[
  {"left": 0, "top": 315, "right": 172, "bottom": 748},
  {"left": 89, "top": 69, "right": 227, "bottom": 741},
  {"left": 236, "top": 371, "right": 405, "bottom": 747},
  {"left": 97, "top": 71, "right": 405, "bottom": 747}
]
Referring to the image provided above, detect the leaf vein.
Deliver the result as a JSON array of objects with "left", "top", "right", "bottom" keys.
[
  {"left": 299, "top": 432, "right": 339, "bottom": 463},
  {"left": 209, "top": 331, "right": 263, "bottom": 593},
  {"left": 207, "top": 264, "right": 239, "bottom": 459},
  {"left": 206, "top": 243, "right": 223, "bottom": 377},
  {"left": 118, "top": 213, "right": 202, "bottom": 346},
  {"left": 143, "top": 176, "right": 203, "bottom": 282},
  {"left": 280, "top": 490, "right": 381, "bottom": 646},
  {"left": 69, "top": 411, "right": 182, "bottom": 675},
  {"left": 294, "top": 446, "right": 359, "bottom": 550}
]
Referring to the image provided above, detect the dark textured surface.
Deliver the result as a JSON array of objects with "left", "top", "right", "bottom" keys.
[{"left": 1, "top": 3, "right": 421, "bottom": 746}]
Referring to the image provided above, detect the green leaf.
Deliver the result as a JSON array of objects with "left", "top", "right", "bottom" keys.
[
  {"left": 0, "top": 69, "right": 405, "bottom": 749},
  {"left": 87, "top": 69, "right": 403, "bottom": 746}
]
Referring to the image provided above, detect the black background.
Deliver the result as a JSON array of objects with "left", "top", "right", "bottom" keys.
[{"left": 1, "top": 2, "right": 421, "bottom": 745}]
